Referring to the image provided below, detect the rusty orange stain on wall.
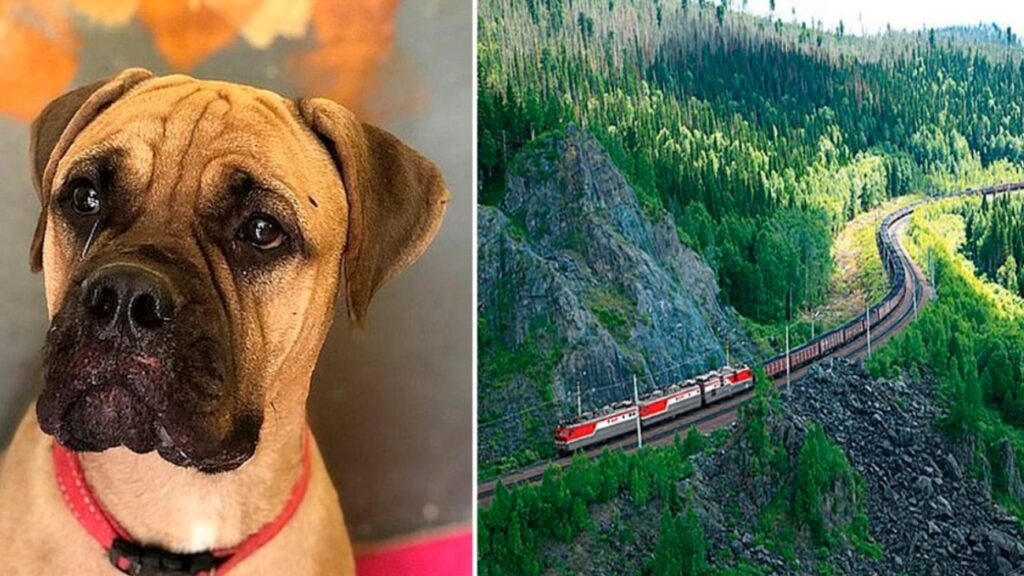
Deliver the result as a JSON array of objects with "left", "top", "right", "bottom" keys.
[
  {"left": 0, "top": 0, "right": 404, "bottom": 123},
  {"left": 291, "top": 0, "right": 401, "bottom": 118},
  {"left": 0, "top": 1, "right": 79, "bottom": 121},
  {"left": 135, "top": 0, "right": 261, "bottom": 71}
]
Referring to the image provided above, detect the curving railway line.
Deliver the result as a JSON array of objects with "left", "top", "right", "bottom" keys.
[{"left": 479, "top": 183, "right": 1024, "bottom": 504}]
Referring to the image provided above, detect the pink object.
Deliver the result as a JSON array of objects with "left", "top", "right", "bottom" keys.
[{"left": 356, "top": 527, "right": 473, "bottom": 576}]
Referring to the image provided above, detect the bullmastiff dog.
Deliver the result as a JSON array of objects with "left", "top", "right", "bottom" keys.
[{"left": 0, "top": 68, "right": 449, "bottom": 575}]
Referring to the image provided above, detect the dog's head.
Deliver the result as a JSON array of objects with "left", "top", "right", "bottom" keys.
[{"left": 29, "top": 69, "right": 448, "bottom": 473}]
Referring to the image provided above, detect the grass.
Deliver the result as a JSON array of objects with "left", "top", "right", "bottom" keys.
[
  {"left": 587, "top": 286, "right": 639, "bottom": 344},
  {"left": 813, "top": 195, "right": 920, "bottom": 331}
]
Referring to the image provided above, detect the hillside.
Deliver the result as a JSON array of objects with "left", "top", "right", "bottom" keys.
[
  {"left": 480, "top": 0, "right": 1024, "bottom": 331},
  {"left": 479, "top": 126, "right": 754, "bottom": 474},
  {"left": 871, "top": 195, "right": 1024, "bottom": 523},
  {"left": 481, "top": 360, "right": 1024, "bottom": 575}
]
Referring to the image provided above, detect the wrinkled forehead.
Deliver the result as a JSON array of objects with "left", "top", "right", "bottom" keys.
[{"left": 51, "top": 76, "right": 345, "bottom": 218}]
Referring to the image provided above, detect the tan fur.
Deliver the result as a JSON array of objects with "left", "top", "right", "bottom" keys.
[{"left": 0, "top": 69, "right": 449, "bottom": 574}]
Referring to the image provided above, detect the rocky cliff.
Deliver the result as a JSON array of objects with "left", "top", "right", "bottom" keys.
[{"left": 478, "top": 125, "right": 753, "bottom": 471}]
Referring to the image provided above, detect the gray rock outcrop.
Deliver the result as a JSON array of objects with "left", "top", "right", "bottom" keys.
[{"left": 478, "top": 125, "right": 753, "bottom": 468}]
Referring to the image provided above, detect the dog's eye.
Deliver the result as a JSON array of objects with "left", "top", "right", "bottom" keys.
[
  {"left": 70, "top": 181, "right": 102, "bottom": 215},
  {"left": 237, "top": 213, "right": 285, "bottom": 250}
]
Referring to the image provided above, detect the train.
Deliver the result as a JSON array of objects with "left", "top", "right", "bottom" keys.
[
  {"left": 759, "top": 181, "right": 1024, "bottom": 379},
  {"left": 554, "top": 365, "right": 754, "bottom": 453},
  {"left": 763, "top": 202, "right": 914, "bottom": 378},
  {"left": 964, "top": 182, "right": 1024, "bottom": 196},
  {"left": 553, "top": 182, "right": 1024, "bottom": 455},
  {"left": 553, "top": 199, "right": 917, "bottom": 454}
]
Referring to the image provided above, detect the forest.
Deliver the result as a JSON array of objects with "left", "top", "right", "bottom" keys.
[
  {"left": 960, "top": 194, "right": 1024, "bottom": 298},
  {"left": 870, "top": 197, "right": 1024, "bottom": 518},
  {"left": 479, "top": 0, "right": 1024, "bottom": 327},
  {"left": 479, "top": 427, "right": 707, "bottom": 575}
]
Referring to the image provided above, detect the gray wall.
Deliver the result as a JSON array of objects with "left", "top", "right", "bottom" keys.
[{"left": 0, "top": 0, "right": 471, "bottom": 542}]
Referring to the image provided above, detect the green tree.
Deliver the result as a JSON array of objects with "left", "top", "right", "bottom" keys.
[{"left": 651, "top": 507, "right": 708, "bottom": 576}]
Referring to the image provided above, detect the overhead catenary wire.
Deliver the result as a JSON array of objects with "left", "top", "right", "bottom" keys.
[{"left": 478, "top": 350, "right": 750, "bottom": 429}]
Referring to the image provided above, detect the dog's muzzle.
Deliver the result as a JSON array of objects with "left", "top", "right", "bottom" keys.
[{"left": 37, "top": 255, "right": 259, "bottom": 473}]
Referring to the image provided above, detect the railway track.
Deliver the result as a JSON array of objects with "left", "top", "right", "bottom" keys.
[{"left": 478, "top": 185, "right": 1017, "bottom": 505}]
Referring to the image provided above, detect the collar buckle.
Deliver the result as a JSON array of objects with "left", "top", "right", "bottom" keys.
[{"left": 108, "top": 537, "right": 221, "bottom": 576}]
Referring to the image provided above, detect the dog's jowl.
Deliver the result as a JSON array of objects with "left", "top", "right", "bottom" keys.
[{"left": 0, "top": 69, "right": 448, "bottom": 575}]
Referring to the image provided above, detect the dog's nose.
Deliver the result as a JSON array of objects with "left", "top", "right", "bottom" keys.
[{"left": 81, "top": 264, "right": 176, "bottom": 334}]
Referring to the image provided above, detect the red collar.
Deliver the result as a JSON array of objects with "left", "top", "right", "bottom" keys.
[{"left": 52, "top": 429, "right": 313, "bottom": 575}]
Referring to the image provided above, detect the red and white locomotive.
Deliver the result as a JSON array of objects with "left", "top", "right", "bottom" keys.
[{"left": 554, "top": 365, "right": 754, "bottom": 453}]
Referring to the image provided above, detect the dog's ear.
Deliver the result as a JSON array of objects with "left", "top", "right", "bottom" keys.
[
  {"left": 28, "top": 68, "right": 153, "bottom": 272},
  {"left": 296, "top": 99, "right": 450, "bottom": 326}
]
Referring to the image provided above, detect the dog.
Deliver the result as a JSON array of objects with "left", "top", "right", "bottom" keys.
[{"left": 0, "top": 68, "right": 449, "bottom": 575}]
